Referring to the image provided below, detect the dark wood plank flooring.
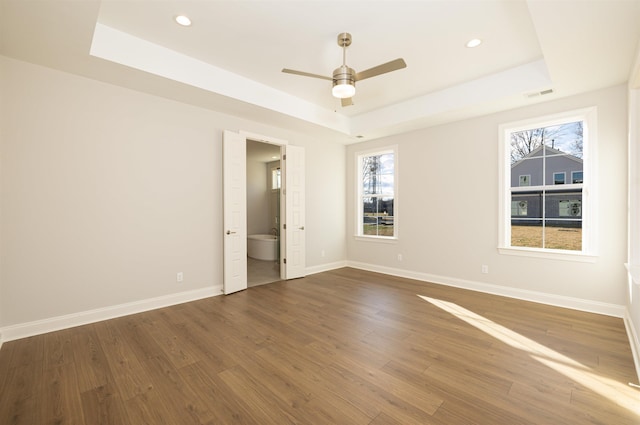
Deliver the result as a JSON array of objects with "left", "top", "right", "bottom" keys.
[{"left": 1, "top": 267, "right": 638, "bottom": 424}]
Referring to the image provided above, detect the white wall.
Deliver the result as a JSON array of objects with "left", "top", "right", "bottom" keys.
[
  {"left": 627, "top": 85, "right": 640, "bottom": 373},
  {"left": 0, "top": 56, "right": 346, "bottom": 331},
  {"left": 347, "top": 84, "right": 628, "bottom": 312}
]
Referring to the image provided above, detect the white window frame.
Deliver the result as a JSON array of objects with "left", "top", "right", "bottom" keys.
[
  {"left": 498, "top": 107, "right": 597, "bottom": 262},
  {"left": 355, "top": 145, "right": 398, "bottom": 242}
]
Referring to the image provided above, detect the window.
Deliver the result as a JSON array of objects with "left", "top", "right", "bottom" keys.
[
  {"left": 571, "top": 171, "right": 583, "bottom": 184},
  {"left": 511, "top": 200, "right": 528, "bottom": 216},
  {"left": 499, "top": 108, "right": 597, "bottom": 259},
  {"left": 271, "top": 167, "right": 281, "bottom": 190},
  {"left": 357, "top": 146, "right": 397, "bottom": 239},
  {"left": 559, "top": 200, "right": 581, "bottom": 217}
]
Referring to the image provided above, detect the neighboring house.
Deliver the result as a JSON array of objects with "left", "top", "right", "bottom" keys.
[{"left": 510, "top": 145, "right": 583, "bottom": 227}]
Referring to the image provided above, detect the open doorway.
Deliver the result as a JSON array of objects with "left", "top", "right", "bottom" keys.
[
  {"left": 246, "top": 139, "right": 281, "bottom": 287},
  {"left": 223, "top": 130, "right": 305, "bottom": 294}
]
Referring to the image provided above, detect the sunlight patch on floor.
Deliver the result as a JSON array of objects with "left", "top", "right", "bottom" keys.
[{"left": 418, "top": 295, "right": 640, "bottom": 416}]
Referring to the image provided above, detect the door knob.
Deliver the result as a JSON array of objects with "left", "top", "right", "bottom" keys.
[
  {"left": 299, "top": 226, "right": 305, "bottom": 230},
  {"left": 226, "top": 230, "right": 236, "bottom": 235}
]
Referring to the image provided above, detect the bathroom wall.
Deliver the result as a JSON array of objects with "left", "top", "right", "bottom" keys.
[{"left": 247, "top": 154, "right": 270, "bottom": 236}]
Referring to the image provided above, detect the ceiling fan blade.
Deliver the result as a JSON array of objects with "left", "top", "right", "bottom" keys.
[
  {"left": 282, "top": 68, "right": 332, "bottom": 81},
  {"left": 341, "top": 97, "right": 354, "bottom": 107},
  {"left": 355, "top": 58, "right": 407, "bottom": 81}
]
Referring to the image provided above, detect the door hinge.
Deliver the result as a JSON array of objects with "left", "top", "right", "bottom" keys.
[
  {"left": 283, "top": 154, "right": 286, "bottom": 160},
  {"left": 283, "top": 258, "right": 287, "bottom": 264},
  {"left": 283, "top": 224, "right": 287, "bottom": 230}
]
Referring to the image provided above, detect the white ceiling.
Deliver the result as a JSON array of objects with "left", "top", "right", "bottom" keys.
[{"left": 1, "top": 0, "right": 639, "bottom": 144}]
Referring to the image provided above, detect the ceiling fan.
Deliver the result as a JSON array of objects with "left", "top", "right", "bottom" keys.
[{"left": 282, "top": 32, "right": 407, "bottom": 107}]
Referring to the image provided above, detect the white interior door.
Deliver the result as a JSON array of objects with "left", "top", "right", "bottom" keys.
[
  {"left": 223, "top": 130, "right": 247, "bottom": 294},
  {"left": 282, "top": 144, "right": 306, "bottom": 279}
]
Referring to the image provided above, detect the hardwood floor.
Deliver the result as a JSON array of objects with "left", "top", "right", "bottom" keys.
[{"left": 1, "top": 267, "right": 638, "bottom": 424}]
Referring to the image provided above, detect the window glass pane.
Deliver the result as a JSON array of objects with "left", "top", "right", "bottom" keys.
[
  {"left": 543, "top": 221, "right": 582, "bottom": 250},
  {"left": 513, "top": 155, "right": 543, "bottom": 186},
  {"left": 362, "top": 155, "right": 384, "bottom": 195},
  {"left": 511, "top": 222, "right": 543, "bottom": 248},
  {"left": 544, "top": 192, "right": 582, "bottom": 251},
  {"left": 361, "top": 197, "right": 395, "bottom": 236},
  {"left": 511, "top": 121, "right": 583, "bottom": 164},
  {"left": 511, "top": 191, "right": 542, "bottom": 248},
  {"left": 508, "top": 119, "right": 584, "bottom": 252},
  {"left": 378, "top": 197, "right": 394, "bottom": 236},
  {"left": 378, "top": 175, "right": 394, "bottom": 195},
  {"left": 379, "top": 153, "right": 394, "bottom": 175},
  {"left": 362, "top": 197, "right": 379, "bottom": 235}
]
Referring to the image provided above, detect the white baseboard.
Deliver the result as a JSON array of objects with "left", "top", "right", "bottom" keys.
[
  {"left": 0, "top": 285, "right": 223, "bottom": 343},
  {"left": 346, "top": 261, "right": 626, "bottom": 318},
  {"left": 0, "top": 260, "right": 349, "bottom": 345},
  {"left": 305, "top": 260, "right": 348, "bottom": 276},
  {"left": 0, "top": 263, "right": 628, "bottom": 347},
  {"left": 623, "top": 309, "right": 640, "bottom": 384}
]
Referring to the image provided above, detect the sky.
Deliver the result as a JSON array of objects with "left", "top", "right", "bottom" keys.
[{"left": 540, "top": 121, "right": 582, "bottom": 156}]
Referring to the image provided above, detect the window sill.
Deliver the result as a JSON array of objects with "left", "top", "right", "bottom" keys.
[
  {"left": 498, "top": 246, "right": 597, "bottom": 263},
  {"left": 354, "top": 235, "right": 398, "bottom": 244}
]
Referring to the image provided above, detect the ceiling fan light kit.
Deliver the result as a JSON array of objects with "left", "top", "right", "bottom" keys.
[
  {"left": 282, "top": 32, "right": 406, "bottom": 107},
  {"left": 332, "top": 65, "right": 356, "bottom": 98}
]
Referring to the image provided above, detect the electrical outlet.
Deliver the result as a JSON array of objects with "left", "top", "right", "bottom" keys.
[
  {"left": 321, "top": 250, "right": 326, "bottom": 257},
  {"left": 397, "top": 254, "right": 403, "bottom": 262},
  {"left": 177, "top": 272, "right": 184, "bottom": 282},
  {"left": 481, "top": 265, "right": 489, "bottom": 274}
]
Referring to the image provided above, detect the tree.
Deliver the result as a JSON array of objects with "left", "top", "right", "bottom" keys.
[
  {"left": 510, "top": 127, "right": 557, "bottom": 164},
  {"left": 569, "top": 121, "right": 584, "bottom": 159},
  {"left": 509, "top": 122, "right": 584, "bottom": 164},
  {"left": 362, "top": 155, "right": 380, "bottom": 195}
]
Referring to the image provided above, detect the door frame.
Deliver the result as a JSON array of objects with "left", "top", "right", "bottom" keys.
[{"left": 239, "top": 131, "right": 289, "bottom": 280}]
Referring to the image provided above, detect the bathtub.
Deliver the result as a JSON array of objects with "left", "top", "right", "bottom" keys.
[{"left": 247, "top": 234, "right": 278, "bottom": 261}]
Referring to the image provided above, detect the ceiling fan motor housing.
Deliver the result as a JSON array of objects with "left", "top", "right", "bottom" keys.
[{"left": 333, "top": 65, "right": 356, "bottom": 85}]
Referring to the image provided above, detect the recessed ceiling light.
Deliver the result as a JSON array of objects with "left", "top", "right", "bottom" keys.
[
  {"left": 466, "top": 38, "right": 482, "bottom": 48},
  {"left": 175, "top": 15, "right": 192, "bottom": 26}
]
